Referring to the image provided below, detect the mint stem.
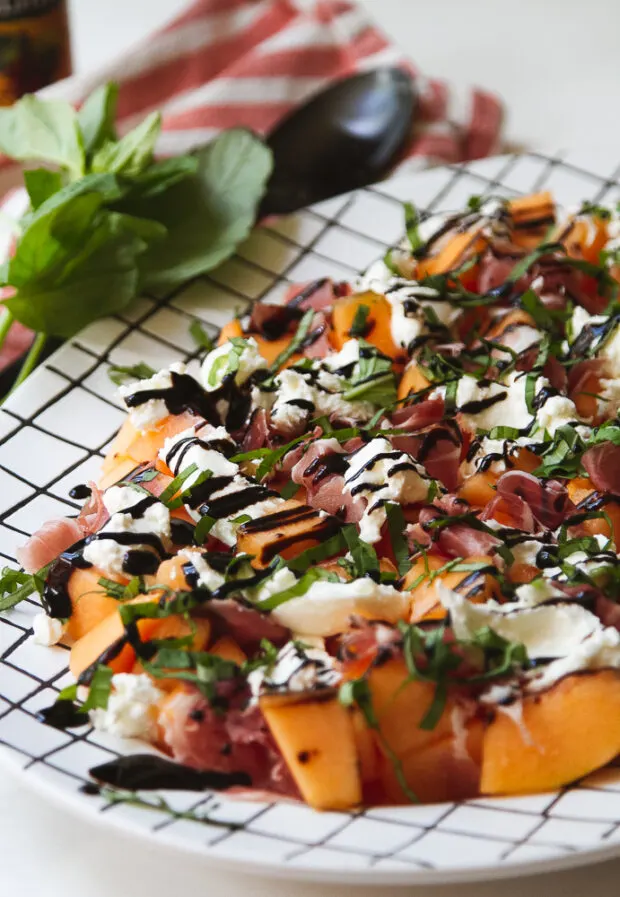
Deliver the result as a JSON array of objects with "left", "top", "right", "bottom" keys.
[
  {"left": 3, "top": 332, "right": 47, "bottom": 402},
  {"left": 0, "top": 309, "right": 14, "bottom": 355}
]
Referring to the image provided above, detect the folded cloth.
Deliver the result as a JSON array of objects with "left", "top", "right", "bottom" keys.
[{"left": 0, "top": 0, "right": 503, "bottom": 370}]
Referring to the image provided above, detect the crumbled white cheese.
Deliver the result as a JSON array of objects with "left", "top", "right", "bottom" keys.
[
  {"left": 510, "top": 540, "right": 545, "bottom": 568},
  {"left": 343, "top": 437, "right": 430, "bottom": 543},
  {"left": 536, "top": 394, "right": 582, "bottom": 435},
  {"left": 83, "top": 485, "right": 172, "bottom": 576},
  {"left": 439, "top": 583, "right": 601, "bottom": 660},
  {"left": 321, "top": 337, "right": 362, "bottom": 372},
  {"left": 32, "top": 613, "right": 65, "bottom": 646},
  {"left": 270, "top": 576, "right": 409, "bottom": 636},
  {"left": 118, "top": 362, "right": 187, "bottom": 433},
  {"left": 200, "top": 337, "right": 267, "bottom": 392},
  {"left": 533, "top": 626, "right": 620, "bottom": 690},
  {"left": 178, "top": 549, "right": 226, "bottom": 591},
  {"left": 90, "top": 673, "right": 164, "bottom": 741},
  {"left": 271, "top": 368, "right": 316, "bottom": 433},
  {"left": 438, "top": 583, "right": 620, "bottom": 694},
  {"left": 247, "top": 641, "right": 340, "bottom": 698},
  {"left": 513, "top": 578, "right": 567, "bottom": 606},
  {"left": 159, "top": 425, "right": 238, "bottom": 488},
  {"left": 456, "top": 371, "right": 532, "bottom": 433},
  {"left": 249, "top": 566, "right": 298, "bottom": 603}
]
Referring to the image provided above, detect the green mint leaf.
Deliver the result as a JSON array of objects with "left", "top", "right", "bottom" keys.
[
  {"left": 108, "top": 361, "right": 157, "bottom": 386},
  {"left": 23, "top": 169, "right": 63, "bottom": 210},
  {"left": 130, "top": 128, "right": 272, "bottom": 292},
  {"left": 6, "top": 210, "right": 150, "bottom": 337},
  {"left": 78, "top": 82, "right": 119, "bottom": 160},
  {"left": 126, "top": 155, "right": 199, "bottom": 200},
  {"left": 91, "top": 111, "right": 161, "bottom": 178},
  {"left": 0, "top": 94, "right": 85, "bottom": 177}
]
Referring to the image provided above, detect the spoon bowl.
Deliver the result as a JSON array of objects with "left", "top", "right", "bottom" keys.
[{"left": 261, "top": 67, "right": 416, "bottom": 216}]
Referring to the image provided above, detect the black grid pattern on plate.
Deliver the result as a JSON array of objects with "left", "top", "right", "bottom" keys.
[{"left": 2, "top": 151, "right": 620, "bottom": 879}]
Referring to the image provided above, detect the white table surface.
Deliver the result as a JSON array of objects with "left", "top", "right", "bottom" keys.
[{"left": 4, "top": 1, "right": 620, "bottom": 894}]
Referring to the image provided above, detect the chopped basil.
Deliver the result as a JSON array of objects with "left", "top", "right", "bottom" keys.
[
  {"left": 279, "top": 479, "right": 299, "bottom": 500},
  {"left": 143, "top": 647, "right": 239, "bottom": 703},
  {"left": 385, "top": 502, "right": 410, "bottom": 577},
  {"left": 285, "top": 529, "right": 348, "bottom": 573},
  {"left": 506, "top": 242, "right": 563, "bottom": 284},
  {"left": 339, "top": 677, "right": 418, "bottom": 802},
  {"left": 194, "top": 514, "right": 216, "bottom": 544},
  {"left": 349, "top": 303, "right": 370, "bottom": 338},
  {"left": 269, "top": 309, "right": 314, "bottom": 371},
  {"left": 207, "top": 338, "right": 247, "bottom": 387},
  {"left": 343, "top": 341, "right": 397, "bottom": 407},
  {"left": 97, "top": 576, "right": 144, "bottom": 601},
  {"left": 100, "top": 789, "right": 242, "bottom": 830},
  {"left": 189, "top": 320, "right": 214, "bottom": 353},
  {"left": 403, "top": 201, "right": 424, "bottom": 254},
  {"left": 159, "top": 463, "right": 199, "bottom": 507},
  {"left": 0, "top": 563, "right": 49, "bottom": 612},
  {"left": 252, "top": 567, "right": 339, "bottom": 611},
  {"left": 108, "top": 361, "right": 156, "bottom": 386},
  {"left": 343, "top": 525, "right": 381, "bottom": 579}
]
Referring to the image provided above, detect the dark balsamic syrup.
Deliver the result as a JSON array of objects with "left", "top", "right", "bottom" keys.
[
  {"left": 88, "top": 754, "right": 252, "bottom": 791},
  {"left": 69, "top": 484, "right": 92, "bottom": 500}
]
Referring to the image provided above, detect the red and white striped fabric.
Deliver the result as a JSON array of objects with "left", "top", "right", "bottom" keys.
[
  {"left": 3, "top": 0, "right": 503, "bottom": 182},
  {"left": 0, "top": 0, "right": 503, "bottom": 370}
]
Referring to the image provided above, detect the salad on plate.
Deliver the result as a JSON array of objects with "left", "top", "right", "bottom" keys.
[{"left": 8, "top": 189, "right": 620, "bottom": 811}]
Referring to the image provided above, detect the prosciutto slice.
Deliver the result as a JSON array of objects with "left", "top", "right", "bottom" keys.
[
  {"left": 583, "top": 442, "right": 620, "bottom": 496},
  {"left": 17, "top": 483, "right": 107, "bottom": 574},
  {"left": 290, "top": 438, "right": 363, "bottom": 520},
  {"left": 495, "top": 470, "right": 570, "bottom": 529},
  {"left": 159, "top": 684, "right": 299, "bottom": 797}
]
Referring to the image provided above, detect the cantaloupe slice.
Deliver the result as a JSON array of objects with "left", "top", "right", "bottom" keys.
[
  {"left": 209, "top": 636, "right": 247, "bottom": 665},
  {"left": 331, "top": 291, "right": 403, "bottom": 360},
  {"left": 568, "top": 478, "right": 620, "bottom": 543},
  {"left": 367, "top": 658, "right": 456, "bottom": 757},
  {"left": 402, "top": 554, "right": 499, "bottom": 624},
  {"left": 457, "top": 471, "right": 498, "bottom": 507},
  {"left": 416, "top": 230, "right": 486, "bottom": 279},
  {"left": 397, "top": 361, "right": 431, "bottom": 401},
  {"left": 66, "top": 566, "right": 126, "bottom": 642},
  {"left": 377, "top": 721, "right": 484, "bottom": 804},
  {"left": 351, "top": 706, "right": 380, "bottom": 784},
  {"left": 102, "top": 410, "right": 198, "bottom": 472},
  {"left": 481, "top": 671, "right": 620, "bottom": 795},
  {"left": 69, "top": 595, "right": 209, "bottom": 679},
  {"left": 260, "top": 694, "right": 362, "bottom": 810},
  {"left": 237, "top": 499, "right": 338, "bottom": 568}
]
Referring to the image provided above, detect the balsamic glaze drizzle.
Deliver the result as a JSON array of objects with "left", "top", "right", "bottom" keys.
[{"left": 88, "top": 754, "right": 252, "bottom": 791}]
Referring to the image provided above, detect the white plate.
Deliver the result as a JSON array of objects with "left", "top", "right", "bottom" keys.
[{"left": 3, "top": 151, "right": 620, "bottom": 885}]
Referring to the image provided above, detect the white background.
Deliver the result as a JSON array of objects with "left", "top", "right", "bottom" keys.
[{"left": 3, "top": 1, "right": 620, "bottom": 894}]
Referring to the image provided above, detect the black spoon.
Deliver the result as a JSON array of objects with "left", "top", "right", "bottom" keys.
[{"left": 260, "top": 66, "right": 416, "bottom": 217}]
